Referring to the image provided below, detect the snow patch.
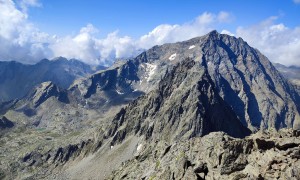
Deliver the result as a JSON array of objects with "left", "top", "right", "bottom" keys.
[
  {"left": 169, "top": 53, "right": 177, "bottom": 61},
  {"left": 116, "top": 89, "right": 124, "bottom": 95},
  {"left": 189, "top": 45, "right": 196, "bottom": 49},
  {"left": 137, "top": 144, "right": 143, "bottom": 152}
]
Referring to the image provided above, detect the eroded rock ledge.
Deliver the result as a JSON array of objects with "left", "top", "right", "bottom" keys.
[{"left": 109, "top": 129, "right": 300, "bottom": 180}]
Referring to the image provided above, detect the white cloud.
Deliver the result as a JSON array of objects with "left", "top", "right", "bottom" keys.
[
  {"left": 16, "top": 0, "right": 41, "bottom": 13},
  {"left": 0, "top": 1, "right": 299, "bottom": 67},
  {"left": 221, "top": 29, "right": 235, "bottom": 36},
  {"left": 0, "top": 2, "right": 232, "bottom": 65},
  {"left": 0, "top": 0, "right": 52, "bottom": 64},
  {"left": 137, "top": 12, "right": 232, "bottom": 49},
  {"left": 50, "top": 24, "right": 100, "bottom": 65},
  {"left": 50, "top": 12, "right": 231, "bottom": 65},
  {"left": 236, "top": 17, "right": 300, "bottom": 66},
  {"left": 217, "top": 11, "right": 234, "bottom": 23},
  {"left": 293, "top": 0, "right": 300, "bottom": 4},
  {"left": 50, "top": 27, "right": 138, "bottom": 65}
]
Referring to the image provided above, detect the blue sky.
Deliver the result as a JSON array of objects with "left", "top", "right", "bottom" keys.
[
  {"left": 0, "top": 0, "right": 300, "bottom": 66},
  {"left": 29, "top": 0, "right": 300, "bottom": 37}
]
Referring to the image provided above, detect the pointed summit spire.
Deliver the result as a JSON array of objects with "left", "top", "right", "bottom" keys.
[
  {"left": 206, "top": 30, "right": 220, "bottom": 40},
  {"left": 209, "top": 30, "right": 219, "bottom": 35}
]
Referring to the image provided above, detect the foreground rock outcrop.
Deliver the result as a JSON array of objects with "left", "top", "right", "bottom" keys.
[{"left": 110, "top": 129, "right": 300, "bottom": 180}]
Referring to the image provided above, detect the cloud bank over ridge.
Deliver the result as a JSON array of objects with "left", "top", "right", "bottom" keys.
[{"left": 0, "top": 0, "right": 300, "bottom": 66}]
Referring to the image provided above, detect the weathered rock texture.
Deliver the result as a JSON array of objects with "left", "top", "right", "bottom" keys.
[
  {"left": 107, "top": 59, "right": 251, "bottom": 146},
  {"left": 109, "top": 129, "right": 300, "bottom": 180}
]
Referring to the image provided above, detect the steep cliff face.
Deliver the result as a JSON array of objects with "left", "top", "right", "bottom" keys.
[
  {"left": 200, "top": 31, "right": 300, "bottom": 131},
  {"left": 108, "top": 59, "right": 251, "bottom": 145},
  {"left": 26, "top": 81, "right": 69, "bottom": 108},
  {"left": 69, "top": 60, "right": 143, "bottom": 111}
]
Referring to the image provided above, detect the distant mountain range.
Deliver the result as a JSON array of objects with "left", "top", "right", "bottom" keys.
[
  {"left": 1, "top": 31, "right": 300, "bottom": 179},
  {"left": 273, "top": 63, "right": 300, "bottom": 86},
  {"left": 0, "top": 57, "right": 106, "bottom": 102}
]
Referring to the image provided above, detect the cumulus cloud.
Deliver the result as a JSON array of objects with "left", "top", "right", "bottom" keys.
[
  {"left": 50, "top": 27, "right": 138, "bottom": 65},
  {"left": 236, "top": 16, "right": 300, "bottom": 66},
  {"left": 138, "top": 12, "right": 232, "bottom": 49},
  {"left": 220, "top": 29, "right": 235, "bottom": 36},
  {"left": 1, "top": 1, "right": 300, "bottom": 66},
  {"left": 50, "top": 12, "right": 233, "bottom": 65},
  {"left": 0, "top": 0, "right": 235, "bottom": 65},
  {"left": 0, "top": 0, "right": 52, "bottom": 64},
  {"left": 50, "top": 24, "right": 101, "bottom": 64}
]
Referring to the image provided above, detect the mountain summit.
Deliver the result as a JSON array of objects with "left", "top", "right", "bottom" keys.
[{"left": 110, "top": 30, "right": 300, "bottom": 132}]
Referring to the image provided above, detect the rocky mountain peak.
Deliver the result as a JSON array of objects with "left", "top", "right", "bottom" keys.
[
  {"left": 206, "top": 29, "right": 220, "bottom": 39},
  {"left": 107, "top": 58, "right": 251, "bottom": 147},
  {"left": 195, "top": 32, "right": 300, "bottom": 131},
  {"left": 28, "top": 81, "right": 68, "bottom": 108},
  {"left": 125, "top": 31, "right": 300, "bottom": 131},
  {"left": 67, "top": 31, "right": 300, "bottom": 132},
  {"left": 52, "top": 56, "right": 68, "bottom": 62}
]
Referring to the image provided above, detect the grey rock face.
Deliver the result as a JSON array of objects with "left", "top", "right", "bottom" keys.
[
  {"left": 27, "top": 81, "right": 69, "bottom": 108},
  {"left": 200, "top": 33, "right": 300, "bottom": 131},
  {"left": 0, "top": 116, "right": 14, "bottom": 129},
  {"left": 68, "top": 60, "right": 144, "bottom": 111},
  {"left": 108, "top": 59, "right": 251, "bottom": 146}
]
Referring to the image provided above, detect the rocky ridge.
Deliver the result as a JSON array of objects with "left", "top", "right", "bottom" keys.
[
  {"left": 0, "top": 57, "right": 105, "bottom": 102},
  {"left": 110, "top": 129, "right": 300, "bottom": 180},
  {"left": 274, "top": 63, "right": 300, "bottom": 86}
]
